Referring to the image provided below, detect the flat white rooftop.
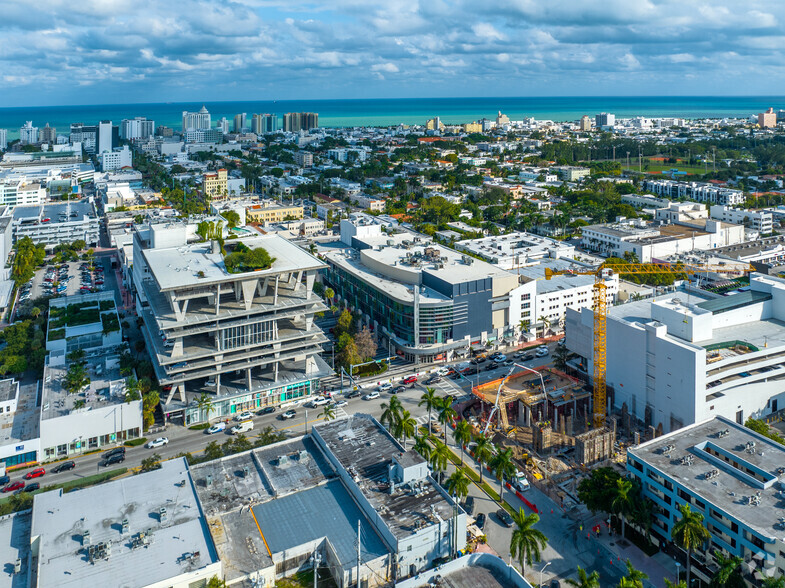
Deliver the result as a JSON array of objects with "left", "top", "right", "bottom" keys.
[
  {"left": 31, "top": 458, "right": 219, "bottom": 588},
  {"left": 143, "top": 234, "right": 324, "bottom": 291}
]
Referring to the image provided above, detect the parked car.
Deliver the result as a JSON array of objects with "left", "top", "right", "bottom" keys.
[
  {"left": 231, "top": 420, "right": 254, "bottom": 434},
  {"left": 402, "top": 375, "right": 417, "bottom": 385},
  {"left": 146, "top": 437, "right": 169, "bottom": 449},
  {"left": 392, "top": 385, "right": 406, "bottom": 394},
  {"left": 363, "top": 391, "right": 380, "bottom": 400},
  {"left": 234, "top": 411, "right": 254, "bottom": 422},
  {"left": 257, "top": 406, "right": 277, "bottom": 415},
  {"left": 23, "top": 482, "right": 40, "bottom": 493},
  {"left": 52, "top": 460, "right": 76, "bottom": 473},
  {"left": 2, "top": 481, "right": 24, "bottom": 493},
  {"left": 205, "top": 422, "right": 226, "bottom": 434},
  {"left": 24, "top": 468, "right": 46, "bottom": 480},
  {"left": 474, "top": 513, "right": 486, "bottom": 530},
  {"left": 463, "top": 496, "right": 475, "bottom": 515},
  {"left": 280, "top": 409, "right": 297, "bottom": 420},
  {"left": 496, "top": 509, "right": 514, "bottom": 527}
]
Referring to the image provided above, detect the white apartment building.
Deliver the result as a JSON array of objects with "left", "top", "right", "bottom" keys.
[
  {"left": 0, "top": 179, "right": 46, "bottom": 207},
  {"left": 99, "top": 145, "right": 132, "bottom": 172},
  {"left": 621, "top": 194, "right": 672, "bottom": 210},
  {"left": 19, "top": 121, "right": 38, "bottom": 144},
  {"left": 565, "top": 274, "right": 785, "bottom": 434},
  {"left": 182, "top": 106, "right": 211, "bottom": 131},
  {"left": 455, "top": 232, "right": 574, "bottom": 270},
  {"left": 98, "top": 120, "right": 113, "bottom": 154},
  {"left": 120, "top": 116, "right": 154, "bottom": 140},
  {"left": 709, "top": 205, "right": 773, "bottom": 234},
  {"left": 326, "top": 147, "right": 370, "bottom": 163},
  {"left": 519, "top": 168, "right": 558, "bottom": 182},
  {"left": 328, "top": 177, "right": 362, "bottom": 196},
  {"left": 643, "top": 179, "right": 745, "bottom": 206},
  {"left": 0, "top": 129, "right": 7, "bottom": 151}
]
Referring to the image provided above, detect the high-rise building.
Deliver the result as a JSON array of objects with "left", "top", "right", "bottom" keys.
[
  {"left": 98, "top": 120, "right": 114, "bottom": 154},
  {"left": 216, "top": 117, "right": 230, "bottom": 134},
  {"left": 758, "top": 107, "right": 777, "bottom": 128},
  {"left": 0, "top": 129, "right": 6, "bottom": 151},
  {"left": 496, "top": 110, "right": 510, "bottom": 125},
  {"left": 595, "top": 112, "right": 615, "bottom": 128},
  {"left": 282, "top": 112, "right": 318, "bottom": 132},
  {"left": 579, "top": 115, "right": 592, "bottom": 131},
  {"left": 19, "top": 121, "right": 39, "bottom": 145},
  {"left": 39, "top": 123, "right": 57, "bottom": 144},
  {"left": 156, "top": 125, "right": 174, "bottom": 138},
  {"left": 70, "top": 123, "right": 98, "bottom": 153},
  {"left": 233, "top": 113, "right": 247, "bottom": 133},
  {"left": 251, "top": 114, "right": 263, "bottom": 135},
  {"left": 120, "top": 117, "right": 155, "bottom": 140},
  {"left": 261, "top": 114, "right": 278, "bottom": 134},
  {"left": 182, "top": 106, "right": 211, "bottom": 132},
  {"left": 425, "top": 117, "right": 444, "bottom": 131}
]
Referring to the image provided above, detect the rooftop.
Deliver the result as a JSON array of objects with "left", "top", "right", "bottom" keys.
[
  {"left": 314, "top": 414, "right": 455, "bottom": 540},
  {"left": 0, "top": 382, "right": 38, "bottom": 448},
  {"left": 143, "top": 234, "right": 324, "bottom": 291},
  {"left": 31, "top": 458, "right": 219, "bottom": 588},
  {"left": 630, "top": 416, "right": 785, "bottom": 541},
  {"left": 0, "top": 512, "right": 31, "bottom": 588}
]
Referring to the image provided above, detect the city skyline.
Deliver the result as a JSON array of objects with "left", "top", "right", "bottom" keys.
[{"left": 3, "top": 1, "right": 785, "bottom": 107}]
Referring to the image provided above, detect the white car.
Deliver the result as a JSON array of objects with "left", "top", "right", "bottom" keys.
[
  {"left": 310, "top": 396, "right": 329, "bottom": 407},
  {"left": 333, "top": 400, "right": 348, "bottom": 408},
  {"left": 535, "top": 348, "right": 549, "bottom": 358},
  {"left": 363, "top": 391, "right": 380, "bottom": 400},
  {"left": 205, "top": 423, "right": 226, "bottom": 435},
  {"left": 377, "top": 383, "right": 393, "bottom": 393},
  {"left": 235, "top": 411, "right": 254, "bottom": 421},
  {"left": 436, "top": 367, "right": 450, "bottom": 376},
  {"left": 147, "top": 437, "right": 169, "bottom": 449}
]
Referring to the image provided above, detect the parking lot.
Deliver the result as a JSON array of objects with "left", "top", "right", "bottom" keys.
[{"left": 18, "top": 259, "right": 108, "bottom": 308}]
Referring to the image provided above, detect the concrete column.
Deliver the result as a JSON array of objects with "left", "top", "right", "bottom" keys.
[
  {"left": 214, "top": 285, "right": 220, "bottom": 315},
  {"left": 246, "top": 368, "right": 252, "bottom": 392},
  {"left": 274, "top": 361, "right": 279, "bottom": 383},
  {"left": 305, "top": 271, "right": 315, "bottom": 299},
  {"left": 273, "top": 275, "right": 279, "bottom": 305}
]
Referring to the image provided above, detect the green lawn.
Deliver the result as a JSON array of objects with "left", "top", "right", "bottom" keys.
[{"left": 623, "top": 158, "right": 710, "bottom": 175}]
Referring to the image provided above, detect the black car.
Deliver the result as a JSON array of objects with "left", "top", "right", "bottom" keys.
[
  {"left": 475, "top": 512, "right": 486, "bottom": 530},
  {"left": 100, "top": 453, "right": 125, "bottom": 467},
  {"left": 392, "top": 385, "right": 406, "bottom": 394},
  {"left": 52, "top": 460, "right": 76, "bottom": 473},
  {"left": 104, "top": 447, "right": 126, "bottom": 459},
  {"left": 486, "top": 362, "right": 498, "bottom": 371},
  {"left": 257, "top": 406, "right": 276, "bottom": 415},
  {"left": 425, "top": 375, "right": 442, "bottom": 385},
  {"left": 0, "top": 476, "right": 8, "bottom": 486},
  {"left": 523, "top": 353, "right": 535, "bottom": 362},
  {"left": 345, "top": 390, "right": 361, "bottom": 399},
  {"left": 463, "top": 496, "right": 475, "bottom": 516},
  {"left": 23, "top": 482, "right": 40, "bottom": 493},
  {"left": 496, "top": 508, "right": 514, "bottom": 527}
]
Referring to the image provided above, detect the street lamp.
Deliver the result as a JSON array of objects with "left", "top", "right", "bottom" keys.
[{"left": 539, "top": 561, "right": 551, "bottom": 587}]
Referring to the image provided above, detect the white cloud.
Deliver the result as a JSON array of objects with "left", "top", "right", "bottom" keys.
[{"left": 472, "top": 23, "right": 506, "bottom": 41}]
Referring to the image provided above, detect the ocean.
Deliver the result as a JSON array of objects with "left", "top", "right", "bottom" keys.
[{"left": 0, "top": 96, "right": 783, "bottom": 140}]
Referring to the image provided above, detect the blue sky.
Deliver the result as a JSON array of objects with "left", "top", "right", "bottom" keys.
[{"left": 2, "top": 0, "right": 785, "bottom": 107}]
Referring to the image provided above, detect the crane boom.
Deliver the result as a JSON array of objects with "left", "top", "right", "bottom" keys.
[{"left": 546, "top": 261, "right": 754, "bottom": 428}]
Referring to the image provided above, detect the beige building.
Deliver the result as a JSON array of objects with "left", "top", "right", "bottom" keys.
[
  {"left": 246, "top": 200, "right": 304, "bottom": 223},
  {"left": 579, "top": 115, "right": 592, "bottom": 131},
  {"left": 294, "top": 151, "right": 313, "bottom": 167},
  {"left": 463, "top": 122, "right": 482, "bottom": 133},
  {"left": 759, "top": 108, "right": 777, "bottom": 128},
  {"left": 203, "top": 168, "right": 228, "bottom": 199}
]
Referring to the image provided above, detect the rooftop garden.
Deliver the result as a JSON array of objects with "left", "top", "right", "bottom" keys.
[
  {"left": 224, "top": 241, "right": 276, "bottom": 274},
  {"left": 49, "top": 302, "right": 103, "bottom": 328}
]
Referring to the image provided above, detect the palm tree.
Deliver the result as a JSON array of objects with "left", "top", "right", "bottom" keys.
[
  {"left": 453, "top": 420, "right": 472, "bottom": 465},
  {"left": 419, "top": 387, "right": 439, "bottom": 436},
  {"left": 509, "top": 509, "right": 548, "bottom": 577},
  {"left": 196, "top": 393, "right": 215, "bottom": 423},
  {"left": 671, "top": 504, "right": 710, "bottom": 588},
  {"left": 709, "top": 551, "right": 744, "bottom": 588},
  {"left": 445, "top": 470, "right": 470, "bottom": 502},
  {"left": 489, "top": 447, "right": 516, "bottom": 501},
  {"left": 618, "top": 560, "right": 648, "bottom": 588},
  {"left": 397, "top": 409, "right": 416, "bottom": 449},
  {"left": 380, "top": 396, "right": 402, "bottom": 432},
  {"left": 611, "top": 477, "right": 634, "bottom": 539},
  {"left": 565, "top": 567, "right": 601, "bottom": 588},
  {"left": 429, "top": 441, "right": 450, "bottom": 484},
  {"left": 437, "top": 397, "right": 457, "bottom": 443},
  {"left": 762, "top": 577, "right": 785, "bottom": 588},
  {"left": 412, "top": 435, "right": 432, "bottom": 462},
  {"left": 664, "top": 581, "right": 687, "bottom": 588},
  {"left": 473, "top": 433, "right": 493, "bottom": 484},
  {"left": 538, "top": 315, "right": 551, "bottom": 335},
  {"left": 321, "top": 404, "right": 336, "bottom": 422},
  {"left": 30, "top": 306, "right": 41, "bottom": 319},
  {"left": 324, "top": 287, "right": 335, "bottom": 305}
]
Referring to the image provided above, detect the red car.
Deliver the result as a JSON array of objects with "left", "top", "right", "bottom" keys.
[
  {"left": 402, "top": 375, "right": 418, "bottom": 385},
  {"left": 24, "top": 468, "right": 45, "bottom": 480},
  {"left": 2, "top": 481, "right": 24, "bottom": 493}
]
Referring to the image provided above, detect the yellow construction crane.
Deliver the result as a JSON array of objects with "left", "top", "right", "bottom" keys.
[{"left": 545, "top": 262, "right": 755, "bottom": 429}]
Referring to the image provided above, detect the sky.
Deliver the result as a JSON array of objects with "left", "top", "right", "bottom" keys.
[{"left": 3, "top": 0, "right": 785, "bottom": 107}]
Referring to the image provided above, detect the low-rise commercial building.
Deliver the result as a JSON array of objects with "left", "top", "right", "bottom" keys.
[
  {"left": 11, "top": 201, "right": 99, "bottom": 247},
  {"left": 132, "top": 225, "right": 330, "bottom": 422},
  {"left": 709, "top": 205, "right": 773, "bottom": 234},
  {"left": 246, "top": 200, "right": 304, "bottom": 224},
  {"left": 455, "top": 232, "right": 574, "bottom": 270},
  {"left": 628, "top": 416, "right": 785, "bottom": 583},
  {"left": 552, "top": 166, "right": 591, "bottom": 182}
]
